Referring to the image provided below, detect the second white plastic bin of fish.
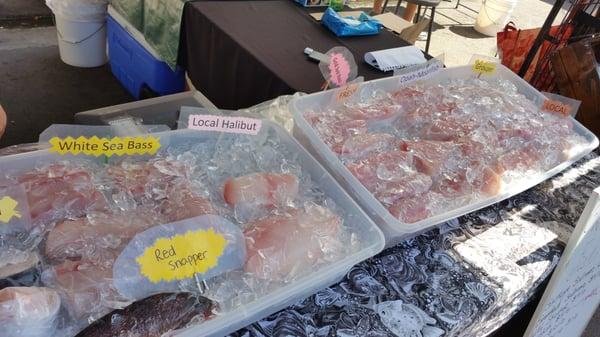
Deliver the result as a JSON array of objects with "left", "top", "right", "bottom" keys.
[{"left": 290, "top": 64, "right": 599, "bottom": 246}]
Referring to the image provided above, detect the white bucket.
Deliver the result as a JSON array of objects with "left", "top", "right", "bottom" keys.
[
  {"left": 474, "top": 0, "right": 518, "bottom": 36},
  {"left": 55, "top": 14, "right": 108, "bottom": 68}
]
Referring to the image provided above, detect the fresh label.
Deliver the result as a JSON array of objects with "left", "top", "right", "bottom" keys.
[
  {"left": 188, "top": 115, "right": 261, "bottom": 135},
  {"left": 113, "top": 215, "right": 246, "bottom": 300},
  {"left": 472, "top": 59, "right": 496, "bottom": 75},
  {"left": 137, "top": 228, "right": 227, "bottom": 283},
  {"left": 49, "top": 136, "right": 160, "bottom": 157},
  {"left": 395, "top": 58, "right": 444, "bottom": 85},
  {"left": 336, "top": 82, "right": 359, "bottom": 102},
  {"left": 0, "top": 196, "right": 20, "bottom": 223},
  {"left": 542, "top": 99, "right": 572, "bottom": 117}
]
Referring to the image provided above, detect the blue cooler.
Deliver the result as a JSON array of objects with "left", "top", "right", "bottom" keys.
[{"left": 107, "top": 7, "right": 185, "bottom": 99}]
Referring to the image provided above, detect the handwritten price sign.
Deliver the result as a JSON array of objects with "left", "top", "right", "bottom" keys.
[
  {"left": 542, "top": 99, "right": 572, "bottom": 117},
  {"left": 336, "top": 83, "right": 359, "bottom": 102},
  {"left": 472, "top": 59, "right": 496, "bottom": 76}
]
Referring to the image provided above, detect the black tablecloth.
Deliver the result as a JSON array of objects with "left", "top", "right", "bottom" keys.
[{"left": 179, "top": 0, "right": 415, "bottom": 109}]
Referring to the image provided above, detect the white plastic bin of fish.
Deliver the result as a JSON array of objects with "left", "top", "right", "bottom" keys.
[
  {"left": 0, "top": 121, "right": 384, "bottom": 337},
  {"left": 290, "top": 64, "right": 599, "bottom": 247}
]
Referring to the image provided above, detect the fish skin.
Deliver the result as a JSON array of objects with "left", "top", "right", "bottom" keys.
[{"left": 75, "top": 293, "right": 212, "bottom": 337}]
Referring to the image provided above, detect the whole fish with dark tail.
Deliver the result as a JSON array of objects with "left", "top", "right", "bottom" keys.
[{"left": 76, "top": 293, "right": 213, "bottom": 337}]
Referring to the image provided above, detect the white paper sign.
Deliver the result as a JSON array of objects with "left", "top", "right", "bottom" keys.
[{"left": 524, "top": 186, "right": 600, "bottom": 337}]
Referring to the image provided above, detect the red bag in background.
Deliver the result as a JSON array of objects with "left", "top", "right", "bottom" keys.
[{"left": 497, "top": 22, "right": 564, "bottom": 82}]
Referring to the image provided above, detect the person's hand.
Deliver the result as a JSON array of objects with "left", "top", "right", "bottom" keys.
[{"left": 0, "top": 104, "right": 6, "bottom": 139}]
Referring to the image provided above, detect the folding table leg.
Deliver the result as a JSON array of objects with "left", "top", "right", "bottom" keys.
[
  {"left": 382, "top": 0, "right": 390, "bottom": 13},
  {"left": 394, "top": 0, "right": 403, "bottom": 15},
  {"left": 425, "top": 6, "right": 435, "bottom": 53}
]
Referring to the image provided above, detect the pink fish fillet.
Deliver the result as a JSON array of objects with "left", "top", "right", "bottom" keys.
[
  {"left": 493, "top": 143, "right": 542, "bottom": 174},
  {"left": 305, "top": 113, "right": 368, "bottom": 155},
  {"left": 161, "top": 187, "right": 215, "bottom": 223},
  {"left": 345, "top": 102, "right": 399, "bottom": 121},
  {"left": 244, "top": 205, "right": 342, "bottom": 280},
  {"left": 0, "top": 287, "right": 61, "bottom": 337},
  {"left": 375, "top": 173, "right": 433, "bottom": 206},
  {"left": 400, "top": 140, "right": 455, "bottom": 176},
  {"left": 388, "top": 195, "right": 430, "bottom": 224},
  {"left": 419, "top": 116, "right": 476, "bottom": 141},
  {"left": 45, "top": 211, "right": 157, "bottom": 262},
  {"left": 48, "top": 260, "right": 118, "bottom": 321},
  {"left": 340, "top": 133, "right": 398, "bottom": 160},
  {"left": 400, "top": 102, "right": 459, "bottom": 127},
  {"left": 107, "top": 159, "right": 189, "bottom": 202},
  {"left": 223, "top": 173, "right": 299, "bottom": 207},
  {"left": 346, "top": 150, "right": 415, "bottom": 190},
  {"left": 478, "top": 166, "right": 503, "bottom": 196},
  {"left": 433, "top": 170, "right": 471, "bottom": 198},
  {"left": 18, "top": 164, "right": 106, "bottom": 227}
]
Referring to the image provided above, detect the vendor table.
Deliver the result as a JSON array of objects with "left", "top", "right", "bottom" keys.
[
  {"left": 179, "top": 0, "right": 417, "bottom": 109},
  {"left": 228, "top": 152, "right": 600, "bottom": 336}
]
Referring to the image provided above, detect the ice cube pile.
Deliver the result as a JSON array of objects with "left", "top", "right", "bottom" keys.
[
  {"left": 0, "top": 128, "right": 361, "bottom": 337},
  {"left": 305, "top": 78, "right": 589, "bottom": 224}
]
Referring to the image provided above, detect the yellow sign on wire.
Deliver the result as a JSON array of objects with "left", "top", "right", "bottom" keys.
[
  {"left": 0, "top": 196, "right": 21, "bottom": 224},
  {"left": 472, "top": 59, "right": 496, "bottom": 76},
  {"left": 136, "top": 228, "right": 228, "bottom": 283}
]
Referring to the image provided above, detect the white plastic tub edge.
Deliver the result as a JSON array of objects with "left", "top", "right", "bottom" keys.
[{"left": 290, "top": 64, "right": 600, "bottom": 247}]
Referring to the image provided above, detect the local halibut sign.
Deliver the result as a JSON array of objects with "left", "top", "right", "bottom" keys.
[{"left": 524, "top": 186, "right": 600, "bottom": 337}]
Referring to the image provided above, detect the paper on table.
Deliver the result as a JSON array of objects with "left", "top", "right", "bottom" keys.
[
  {"left": 364, "top": 46, "right": 426, "bottom": 72},
  {"left": 372, "top": 13, "right": 413, "bottom": 35}
]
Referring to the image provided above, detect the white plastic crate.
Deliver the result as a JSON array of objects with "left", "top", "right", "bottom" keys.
[
  {"left": 0, "top": 122, "right": 385, "bottom": 337},
  {"left": 291, "top": 64, "right": 599, "bottom": 246}
]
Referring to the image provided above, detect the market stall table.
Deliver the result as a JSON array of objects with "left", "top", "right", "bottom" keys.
[
  {"left": 74, "top": 95, "right": 599, "bottom": 337},
  {"left": 229, "top": 151, "right": 600, "bottom": 336},
  {"left": 179, "top": 0, "right": 419, "bottom": 109}
]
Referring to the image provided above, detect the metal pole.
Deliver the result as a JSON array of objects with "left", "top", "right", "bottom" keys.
[{"left": 517, "top": 0, "right": 567, "bottom": 78}]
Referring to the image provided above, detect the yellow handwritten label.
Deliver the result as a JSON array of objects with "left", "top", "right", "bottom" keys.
[
  {"left": 472, "top": 60, "right": 496, "bottom": 75},
  {"left": 336, "top": 83, "right": 359, "bottom": 102},
  {"left": 136, "top": 228, "right": 227, "bottom": 283},
  {"left": 49, "top": 136, "right": 161, "bottom": 157},
  {"left": 0, "top": 197, "right": 21, "bottom": 223},
  {"left": 542, "top": 99, "right": 571, "bottom": 117}
]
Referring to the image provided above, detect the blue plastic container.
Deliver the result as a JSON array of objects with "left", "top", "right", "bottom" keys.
[{"left": 107, "top": 14, "right": 185, "bottom": 99}]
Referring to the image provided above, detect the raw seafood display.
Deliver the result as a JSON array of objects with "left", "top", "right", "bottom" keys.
[
  {"left": 0, "top": 127, "right": 369, "bottom": 337},
  {"left": 304, "top": 77, "right": 590, "bottom": 224}
]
